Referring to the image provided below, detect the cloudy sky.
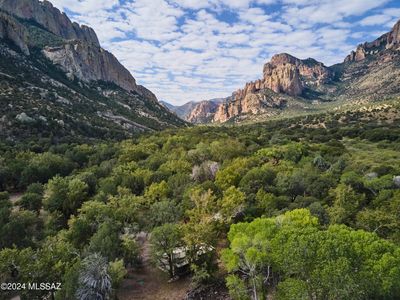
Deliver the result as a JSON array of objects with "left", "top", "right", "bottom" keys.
[{"left": 50, "top": 0, "right": 400, "bottom": 105}]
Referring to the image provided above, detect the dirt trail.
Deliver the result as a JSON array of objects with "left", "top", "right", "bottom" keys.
[{"left": 117, "top": 235, "right": 190, "bottom": 300}]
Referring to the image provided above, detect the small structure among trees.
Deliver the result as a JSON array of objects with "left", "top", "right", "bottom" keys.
[{"left": 157, "top": 245, "right": 214, "bottom": 278}]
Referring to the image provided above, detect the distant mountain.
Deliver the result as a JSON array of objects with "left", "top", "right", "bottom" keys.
[
  {"left": 186, "top": 98, "right": 227, "bottom": 123},
  {"left": 160, "top": 101, "right": 197, "bottom": 120},
  {"left": 161, "top": 98, "right": 226, "bottom": 123},
  {"left": 0, "top": 0, "right": 186, "bottom": 141},
  {"left": 192, "top": 19, "right": 400, "bottom": 124}
]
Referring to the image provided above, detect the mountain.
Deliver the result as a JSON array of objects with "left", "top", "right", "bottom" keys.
[
  {"left": 193, "top": 19, "right": 400, "bottom": 123},
  {"left": 186, "top": 99, "right": 226, "bottom": 124},
  {"left": 0, "top": 0, "right": 186, "bottom": 141},
  {"left": 161, "top": 98, "right": 225, "bottom": 123},
  {"left": 160, "top": 101, "right": 197, "bottom": 120}
]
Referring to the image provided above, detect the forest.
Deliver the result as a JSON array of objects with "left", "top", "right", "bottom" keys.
[{"left": 0, "top": 106, "right": 400, "bottom": 300}]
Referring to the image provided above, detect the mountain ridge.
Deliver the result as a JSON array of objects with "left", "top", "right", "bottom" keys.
[
  {"left": 177, "top": 19, "right": 400, "bottom": 124},
  {"left": 0, "top": 0, "right": 186, "bottom": 141}
]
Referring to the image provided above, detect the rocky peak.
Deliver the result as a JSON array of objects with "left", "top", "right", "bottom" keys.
[
  {"left": 211, "top": 53, "right": 332, "bottom": 123},
  {"left": 345, "top": 19, "right": 400, "bottom": 62},
  {"left": 231, "top": 53, "right": 331, "bottom": 102},
  {"left": 0, "top": 0, "right": 99, "bottom": 46},
  {"left": 265, "top": 53, "right": 332, "bottom": 88}
]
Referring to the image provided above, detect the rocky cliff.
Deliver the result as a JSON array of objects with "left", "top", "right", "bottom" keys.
[
  {"left": 0, "top": 0, "right": 99, "bottom": 45},
  {"left": 0, "top": 0, "right": 140, "bottom": 93},
  {"left": 212, "top": 53, "right": 332, "bottom": 123},
  {"left": 187, "top": 100, "right": 221, "bottom": 124},
  {"left": 0, "top": 0, "right": 186, "bottom": 139},
  {"left": 42, "top": 41, "right": 137, "bottom": 92},
  {"left": 213, "top": 90, "right": 287, "bottom": 123},
  {"left": 345, "top": 19, "right": 400, "bottom": 62},
  {"left": 182, "top": 19, "right": 400, "bottom": 124}
]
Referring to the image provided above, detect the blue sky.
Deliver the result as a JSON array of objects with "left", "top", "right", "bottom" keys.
[{"left": 50, "top": 0, "right": 400, "bottom": 105}]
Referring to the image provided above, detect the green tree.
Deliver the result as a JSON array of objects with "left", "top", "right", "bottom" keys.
[
  {"left": 149, "top": 200, "right": 180, "bottom": 227},
  {"left": 0, "top": 192, "right": 12, "bottom": 248},
  {"left": 108, "top": 259, "right": 127, "bottom": 290},
  {"left": 2, "top": 210, "right": 42, "bottom": 248},
  {"left": 144, "top": 180, "right": 170, "bottom": 205},
  {"left": 44, "top": 176, "right": 88, "bottom": 225},
  {"left": 88, "top": 221, "right": 121, "bottom": 261},
  {"left": 276, "top": 278, "right": 308, "bottom": 300},
  {"left": 18, "top": 192, "right": 43, "bottom": 213},
  {"left": 239, "top": 166, "right": 276, "bottom": 196},
  {"left": 150, "top": 223, "right": 182, "bottom": 278},
  {"left": 226, "top": 275, "right": 251, "bottom": 300},
  {"left": 223, "top": 209, "right": 400, "bottom": 300},
  {"left": 327, "top": 184, "right": 365, "bottom": 225},
  {"left": 121, "top": 236, "right": 141, "bottom": 267},
  {"left": 220, "top": 186, "right": 246, "bottom": 223}
]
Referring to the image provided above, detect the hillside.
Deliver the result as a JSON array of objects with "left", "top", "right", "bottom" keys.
[{"left": 0, "top": 0, "right": 186, "bottom": 142}]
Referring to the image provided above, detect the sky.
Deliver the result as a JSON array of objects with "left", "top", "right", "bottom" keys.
[{"left": 49, "top": 0, "right": 400, "bottom": 105}]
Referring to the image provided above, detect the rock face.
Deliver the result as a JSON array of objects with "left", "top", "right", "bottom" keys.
[
  {"left": 0, "top": 0, "right": 186, "bottom": 138},
  {"left": 212, "top": 53, "right": 331, "bottom": 123},
  {"left": 265, "top": 54, "right": 332, "bottom": 89},
  {"left": 0, "top": 12, "right": 29, "bottom": 55},
  {"left": 42, "top": 41, "right": 137, "bottom": 92},
  {"left": 0, "top": 0, "right": 99, "bottom": 46},
  {"left": 0, "top": 0, "right": 140, "bottom": 93},
  {"left": 213, "top": 91, "right": 286, "bottom": 123},
  {"left": 187, "top": 100, "right": 220, "bottom": 124},
  {"left": 345, "top": 19, "right": 400, "bottom": 62}
]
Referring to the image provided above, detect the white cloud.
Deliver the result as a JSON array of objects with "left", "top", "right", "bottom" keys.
[
  {"left": 44, "top": 0, "right": 399, "bottom": 105},
  {"left": 360, "top": 14, "right": 393, "bottom": 26},
  {"left": 283, "top": 0, "right": 390, "bottom": 26},
  {"left": 49, "top": 0, "right": 118, "bottom": 14}
]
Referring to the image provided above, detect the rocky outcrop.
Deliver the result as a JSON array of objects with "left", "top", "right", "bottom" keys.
[
  {"left": 345, "top": 19, "right": 400, "bottom": 62},
  {"left": 345, "top": 46, "right": 367, "bottom": 62},
  {"left": 263, "top": 63, "right": 302, "bottom": 96},
  {"left": 187, "top": 100, "right": 220, "bottom": 123},
  {"left": 0, "top": 0, "right": 99, "bottom": 46},
  {"left": 0, "top": 12, "right": 29, "bottom": 55},
  {"left": 230, "top": 53, "right": 330, "bottom": 105},
  {"left": 265, "top": 54, "right": 332, "bottom": 88},
  {"left": 213, "top": 91, "right": 286, "bottom": 123},
  {"left": 212, "top": 53, "right": 331, "bottom": 123},
  {"left": 387, "top": 19, "right": 400, "bottom": 49},
  {"left": 42, "top": 40, "right": 137, "bottom": 92},
  {"left": 0, "top": 0, "right": 139, "bottom": 93}
]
